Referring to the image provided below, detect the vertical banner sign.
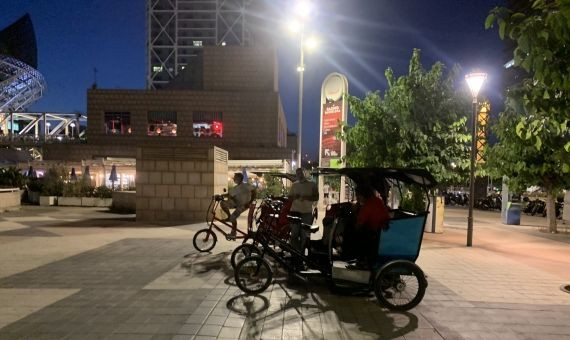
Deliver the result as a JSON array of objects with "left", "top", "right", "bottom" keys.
[
  {"left": 319, "top": 73, "right": 348, "bottom": 168},
  {"left": 318, "top": 73, "right": 348, "bottom": 209}
]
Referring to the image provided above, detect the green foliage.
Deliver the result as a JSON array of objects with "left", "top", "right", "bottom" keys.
[
  {"left": 342, "top": 49, "right": 472, "bottom": 187},
  {"left": 40, "top": 166, "right": 68, "bottom": 196},
  {"left": 27, "top": 178, "right": 43, "bottom": 192},
  {"left": 93, "top": 186, "right": 113, "bottom": 198},
  {"left": 0, "top": 167, "right": 27, "bottom": 189},
  {"left": 258, "top": 173, "right": 285, "bottom": 198},
  {"left": 400, "top": 185, "right": 427, "bottom": 213},
  {"left": 62, "top": 182, "right": 96, "bottom": 197},
  {"left": 485, "top": 0, "right": 570, "bottom": 232},
  {"left": 485, "top": 0, "right": 570, "bottom": 195}
]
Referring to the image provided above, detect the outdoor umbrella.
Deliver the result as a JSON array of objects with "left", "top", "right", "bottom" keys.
[
  {"left": 70, "top": 167, "right": 77, "bottom": 182},
  {"left": 109, "top": 165, "right": 118, "bottom": 190},
  {"left": 83, "top": 166, "right": 92, "bottom": 186},
  {"left": 27, "top": 165, "right": 37, "bottom": 179}
]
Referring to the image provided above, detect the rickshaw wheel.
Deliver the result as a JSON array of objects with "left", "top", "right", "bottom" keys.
[
  {"left": 193, "top": 229, "right": 217, "bottom": 252},
  {"left": 231, "top": 244, "right": 261, "bottom": 269},
  {"left": 374, "top": 260, "right": 427, "bottom": 311},
  {"left": 235, "top": 256, "right": 273, "bottom": 294}
]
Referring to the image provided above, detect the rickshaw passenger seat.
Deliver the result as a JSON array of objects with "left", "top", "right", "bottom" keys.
[{"left": 377, "top": 215, "right": 426, "bottom": 263}]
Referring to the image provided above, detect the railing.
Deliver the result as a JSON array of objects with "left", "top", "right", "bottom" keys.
[{"left": 0, "top": 188, "right": 20, "bottom": 193}]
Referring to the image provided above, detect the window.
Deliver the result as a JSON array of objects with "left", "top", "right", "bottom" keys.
[
  {"left": 193, "top": 40, "right": 203, "bottom": 47},
  {"left": 193, "top": 112, "right": 223, "bottom": 138},
  {"left": 148, "top": 111, "right": 177, "bottom": 136},
  {"left": 104, "top": 112, "right": 131, "bottom": 135}
]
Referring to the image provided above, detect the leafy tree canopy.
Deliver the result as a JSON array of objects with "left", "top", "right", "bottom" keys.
[
  {"left": 485, "top": 0, "right": 570, "bottom": 232},
  {"left": 343, "top": 49, "right": 472, "bottom": 187}
]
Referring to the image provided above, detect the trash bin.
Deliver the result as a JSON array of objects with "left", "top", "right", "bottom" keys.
[{"left": 503, "top": 201, "right": 521, "bottom": 225}]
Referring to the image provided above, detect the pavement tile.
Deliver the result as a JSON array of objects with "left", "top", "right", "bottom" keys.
[
  {"left": 1, "top": 207, "right": 570, "bottom": 340},
  {"left": 205, "top": 315, "right": 228, "bottom": 326},
  {"left": 218, "top": 326, "right": 241, "bottom": 339},
  {"left": 177, "top": 323, "right": 201, "bottom": 335},
  {"left": 198, "top": 324, "right": 222, "bottom": 337}
]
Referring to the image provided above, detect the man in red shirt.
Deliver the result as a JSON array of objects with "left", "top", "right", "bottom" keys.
[{"left": 345, "top": 185, "right": 390, "bottom": 269}]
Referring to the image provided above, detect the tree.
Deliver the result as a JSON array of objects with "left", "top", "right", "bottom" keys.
[
  {"left": 343, "top": 49, "right": 472, "bottom": 187},
  {"left": 485, "top": 0, "right": 570, "bottom": 233}
]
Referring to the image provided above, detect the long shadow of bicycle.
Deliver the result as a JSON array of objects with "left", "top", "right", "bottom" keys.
[
  {"left": 226, "top": 278, "right": 419, "bottom": 340},
  {"left": 180, "top": 251, "right": 419, "bottom": 339}
]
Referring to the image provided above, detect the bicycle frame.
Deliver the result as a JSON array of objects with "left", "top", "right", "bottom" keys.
[
  {"left": 254, "top": 221, "right": 328, "bottom": 275},
  {"left": 205, "top": 197, "right": 255, "bottom": 240}
]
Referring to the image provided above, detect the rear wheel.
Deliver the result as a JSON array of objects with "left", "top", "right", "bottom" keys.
[
  {"left": 193, "top": 229, "right": 217, "bottom": 252},
  {"left": 374, "top": 261, "right": 427, "bottom": 311},
  {"left": 231, "top": 244, "right": 261, "bottom": 269},
  {"left": 235, "top": 256, "right": 273, "bottom": 294}
]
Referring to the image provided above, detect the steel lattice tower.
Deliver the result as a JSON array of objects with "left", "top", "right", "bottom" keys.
[{"left": 147, "top": 0, "right": 263, "bottom": 89}]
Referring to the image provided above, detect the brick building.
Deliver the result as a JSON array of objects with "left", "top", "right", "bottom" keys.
[{"left": 44, "top": 47, "right": 292, "bottom": 162}]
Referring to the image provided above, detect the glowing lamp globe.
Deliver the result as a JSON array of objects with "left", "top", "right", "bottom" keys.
[
  {"left": 465, "top": 72, "right": 487, "bottom": 99},
  {"left": 295, "top": 1, "right": 313, "bottom": 18}
]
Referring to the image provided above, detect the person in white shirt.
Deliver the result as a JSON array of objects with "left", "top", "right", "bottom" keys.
[
  {"left": 221, "top": 173, "right": 256, "bottom": 240},
  {"left": 289, "top": 168, "right": 319, "bottom": 253}
]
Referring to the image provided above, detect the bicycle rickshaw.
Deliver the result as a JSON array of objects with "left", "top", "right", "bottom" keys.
[
  {"left": 193, "top": 173, "right": 298, "bottom": 253},
  {"left": 192, "top": 192, "right": 257, "bottom": 252},
  {"left": 233, "top": 167, "right": 437, "bottom": 311},
  {"left": 230, "top": 173, "right": 299, "bottom": 268}
]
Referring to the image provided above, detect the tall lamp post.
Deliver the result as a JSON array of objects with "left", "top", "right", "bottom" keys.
[
  {"left": 288, "top": 1, "right": 318, "bottom": 169},
  {"left": 465, "top": 72, "right": 487, "bottom": 247}
]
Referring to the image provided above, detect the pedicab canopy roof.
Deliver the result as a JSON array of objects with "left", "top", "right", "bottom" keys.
[{"left": 316, "top": 168, "right": 437, "bottom": 189}]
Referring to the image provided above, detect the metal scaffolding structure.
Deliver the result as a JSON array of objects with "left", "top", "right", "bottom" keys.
[
  {"left": 0, "top": 112, "right": 87, "bottom": 159},
  {"left": 0, "top": 55, "right": 46, "bottom": 112},
  {"left": 147, "top": 0, "right": 255, "bottom": 89}
]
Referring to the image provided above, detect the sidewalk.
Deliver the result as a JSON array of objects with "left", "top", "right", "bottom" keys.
[{"left": 0, "top": 206, "right": 568, "bottom": 339}]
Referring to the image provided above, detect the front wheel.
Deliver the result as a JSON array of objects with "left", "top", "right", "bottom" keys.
[
  {"left": 235, "top": 256, "right": 273, "bottom": 294},
  {"left": 231, "top": 244, "right": 261, "bottom": 269},
  {"left": 374, "top": 260, "right": 427, "bottom": 311},
  {"left": 193, "top": 229, "right": 217, "bottom": 252}
]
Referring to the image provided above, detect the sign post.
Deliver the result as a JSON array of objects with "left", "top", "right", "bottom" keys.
[{"left": 318, "top": 73, "right": 348, "bottom": 209}]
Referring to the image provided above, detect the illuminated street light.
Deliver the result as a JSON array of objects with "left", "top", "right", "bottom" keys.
[
  {"left": 465, "top": 71, "right": 487, "bottom": 247},
  {"left": 295, "top": 1, "right": 313, "bottom": 18},
  {"left": 465, "top": 72, "right": 487, "bottom": 99},
  {"left": 286, "top": 0, "right": 319, "bottom": 167},
  {"left": 287, "top": 20, "right": 302, "bottom": 34},
  {"left": 304, "top": 35, "right": 319, "bottom": 50}
]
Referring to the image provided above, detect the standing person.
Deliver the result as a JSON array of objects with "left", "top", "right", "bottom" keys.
[
  {"left": 220, "top": 173, "right": 256, "bottom": 240},
  {"left": 289, "top": 168, "right": 319, "bottom": 254}
]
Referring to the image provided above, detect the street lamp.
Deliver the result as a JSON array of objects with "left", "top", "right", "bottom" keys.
[
  {"left": 465, "top": 71, "right": 487, "bottom": 247},
  {"left": 287, "top": 1, "right": 317, "bottom": 168}
]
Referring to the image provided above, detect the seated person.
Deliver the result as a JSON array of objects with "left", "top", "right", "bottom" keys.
[
  {"left": 342, "top": 185, "right": 390, "bottom": 269},
  {"left": 220, "top": 173, "right": 256, "bottom": 240}
]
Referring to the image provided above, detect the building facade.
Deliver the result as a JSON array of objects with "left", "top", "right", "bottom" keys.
[
  {"left": 43, "top": 46, "right": 291, "bottom": 164},
  {"left": 147, "top": 0, "right": 271, "bottom": 89}
]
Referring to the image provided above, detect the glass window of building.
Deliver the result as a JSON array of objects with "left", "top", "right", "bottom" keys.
[
  {"left": 104, "top": 112, "right": 131, "bottom": 135},
  {"left": 148, "top": 111, "right": 177, "bottom": 136},
  {"left": 193, "top": 112, "right": 223, "bottom": 138}
]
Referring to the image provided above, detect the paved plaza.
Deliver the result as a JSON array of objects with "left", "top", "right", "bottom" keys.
[{"left": 0, "top": 206, "right": 569, "bottom": 339}]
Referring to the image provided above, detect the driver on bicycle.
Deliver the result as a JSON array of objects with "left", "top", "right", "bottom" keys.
[{"left": 220, "top": 173, "right": 256, "bottom": 240}]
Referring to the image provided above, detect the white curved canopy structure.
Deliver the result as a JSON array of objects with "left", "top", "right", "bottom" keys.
[{"left": 0, "top": 55, "right": 46, "bottom": 111}]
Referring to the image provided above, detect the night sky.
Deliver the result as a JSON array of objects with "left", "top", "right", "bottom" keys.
[{"left": 1, "top": 0, "right": 506, "bottom": 160}]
